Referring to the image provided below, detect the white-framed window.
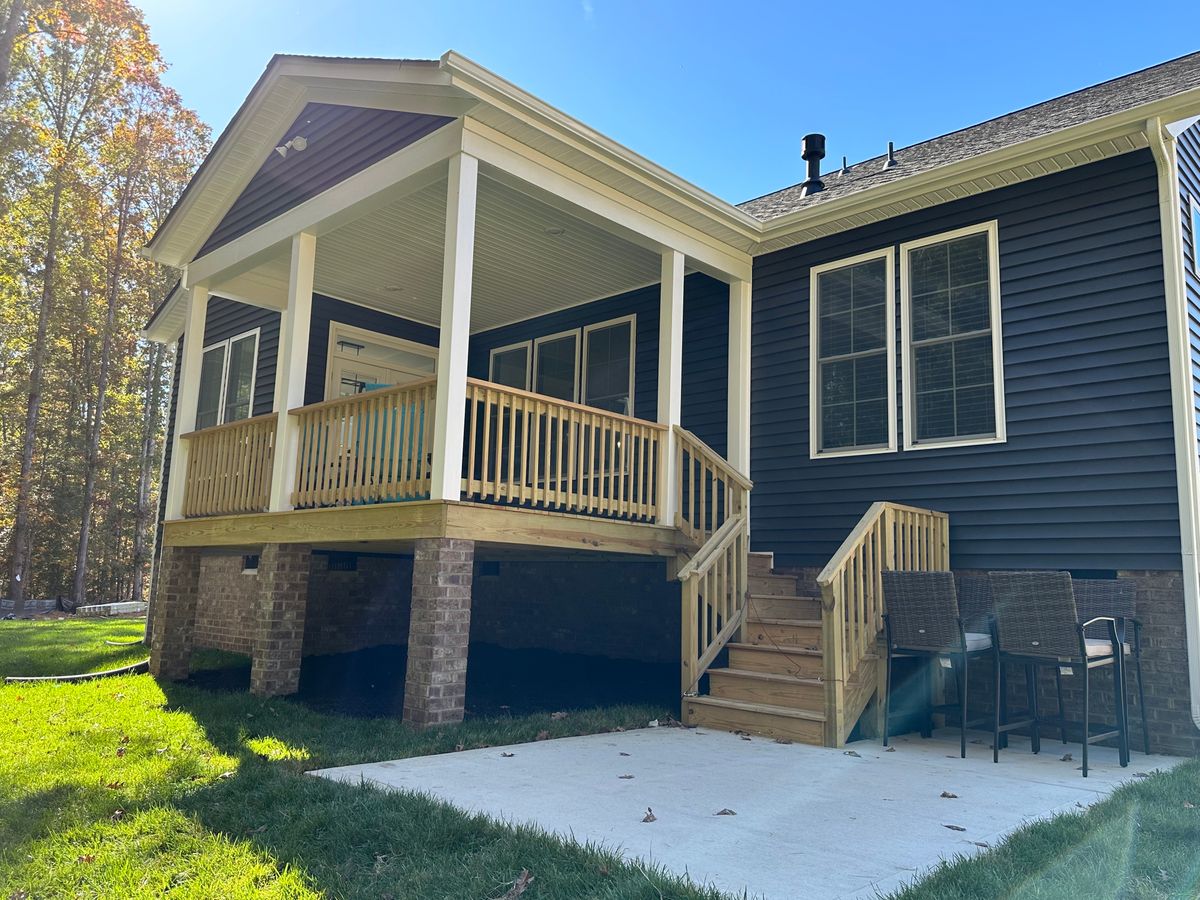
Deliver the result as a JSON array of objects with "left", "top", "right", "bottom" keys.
[
  {"left": 489, "top": 340, "right": 532, "bottom": 390},
  {"left": 900, "top": 220, "right": 1006, "bottom": 450},
  {"left": 582, "top": 314, "right": 636, "bottom": 415},
  {"left": 533, "top": 329, "right": 579, "bottom": 402},
  {"left": 195, "top": 328, "right": 260, "bottom": 430},
  {"left": 809, "top": 249, "right": 896, "bottom": 458},
  {"left": 324, "top": 322, "right": 437, "bottom": 399}
]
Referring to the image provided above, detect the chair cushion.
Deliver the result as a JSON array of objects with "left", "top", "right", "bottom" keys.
[
  {"left": 964, "top": 632, "right": 993, "bottom": 651},
  {"left": 1084, "top": 638, "right": 1131, "bottom": 658}
]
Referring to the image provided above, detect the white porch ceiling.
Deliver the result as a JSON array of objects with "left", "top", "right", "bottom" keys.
[{"left": 216, "top": 170, "right": 665, "bottom": 334}]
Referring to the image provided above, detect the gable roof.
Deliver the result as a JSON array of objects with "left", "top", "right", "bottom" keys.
[{"left": 740, "top": 50, "right": 1200, "bottom": 222}]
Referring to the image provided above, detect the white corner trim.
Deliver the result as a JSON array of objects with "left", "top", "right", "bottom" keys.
[
  {"left": 1147, "top": 117, "right": 1200, "bottom": 734},
  {"left": 808, "top": 246, "right": 897, "bottom": 459},
  {"left": 899, "top": 220, "right": 1007, "bottom": 452},
  {"left": 581, "top": 313, "right": 637, "bottom": 414}
]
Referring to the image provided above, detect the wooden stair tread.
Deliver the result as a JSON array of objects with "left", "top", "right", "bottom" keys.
[
  {"left": 746, "top": 616, "right": 821, "bottom": 627},
  {"left": 728, "top": 641, "right": 822, "bottom": 657},
  {"left": 748, "top": 592, "right": 822, "bottom": 602},
  {"left": 687, "top": 694, "right": 826, "bottom": 723},
  {"left": 709, "top": 666, "right": 822, "bottom": 686}
]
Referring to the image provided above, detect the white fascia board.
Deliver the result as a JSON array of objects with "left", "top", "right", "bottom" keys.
[
  {"left": 185, "top": 121, "right": 462, "bottom": 288},
  {"left": 758, "top": 86, "right": 1200, "bottom": 252},
  {"left": 441, "top": 51, "right": 763, "bottom": 247},
  {"left": 142, "top": 283, "right": 187, "bottom": 343},
  {"left": 462, "top": 119, "right": 752, "bottom": 282}
]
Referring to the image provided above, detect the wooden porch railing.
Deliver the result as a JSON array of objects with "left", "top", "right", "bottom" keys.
[
  {"left": 816, "top": 502, "right": 950, "bottom": 745},
  {"left": 290, "top": 378, "right": 436, "bottom": 508},
  {"left": 181, "top": 413, "right": 277, "bottom": 517},
  {"left": 462, "top": 378, "right": 665, "bottom": 521},
  {"left": 674, "top": 427, "right": 752, "bottom": 695}
]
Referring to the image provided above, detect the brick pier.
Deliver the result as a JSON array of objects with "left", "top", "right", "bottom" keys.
[
  {"left": 404, "top": 537, "right": 474, "bottom": 727},
  {"left": 250, "top": 542, "right": 311, "bottom": 697},
  {"left": 148, "top": 545, "right": 201, "bottom": 681}
]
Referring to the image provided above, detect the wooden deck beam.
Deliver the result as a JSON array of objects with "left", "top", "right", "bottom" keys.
[{"left": 161, "top": 500, "right": 683, "bottom": 557}]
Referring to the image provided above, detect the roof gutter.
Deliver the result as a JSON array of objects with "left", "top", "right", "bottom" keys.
[{"left": 1147, "top": 115, "right": 1200, "bottom": 734}]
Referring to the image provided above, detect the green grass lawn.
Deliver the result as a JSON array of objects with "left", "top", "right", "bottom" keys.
[
  {"left": 3, "top": 618, "right": 1199, "bottom": 899},
  {"left": 0, "top": 618, "right": 722, "bottom": 899}
]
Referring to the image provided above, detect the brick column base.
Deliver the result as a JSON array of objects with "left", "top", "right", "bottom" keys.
[
  {"left": 250, "top": 543, "right": 311, "bottom": 697},
  {"left": 404, "top": 538, "right": 474, "bottom": 727},
  {"left": 148, "top": 546, "right": 201, "bottom": 681}
]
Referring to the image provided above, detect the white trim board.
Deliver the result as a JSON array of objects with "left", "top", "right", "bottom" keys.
[{"left": 808, "top": 247, "right": 897, "bottom": 460}]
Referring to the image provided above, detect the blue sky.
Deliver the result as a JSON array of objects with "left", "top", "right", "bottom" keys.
[{"left": 137, "top": 0, "right": 1200, "bottom": 204}]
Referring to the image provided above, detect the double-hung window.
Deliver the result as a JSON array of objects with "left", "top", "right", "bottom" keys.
[
  {"left": 195, "top": 329, "right": 259, "bottom": 430},
  {"left": 810, "top": 249, "right": 896, "bottom": 457},
  {"left": 488, "top": 341, "right": 532, "bottom": 391},
  {"left": 901, "top": 221, "right": 1005, "bottom": 449},
  {"left": 582, "top": 315, "right": 635, "bottom": 415},
  {"left": 533, "top": 330, "right": 579, "bottom": 401}
]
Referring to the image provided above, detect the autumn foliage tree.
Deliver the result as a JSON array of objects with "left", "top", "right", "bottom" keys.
[{"left": 0, "top": 0, "right": 208, "bottom": 612}]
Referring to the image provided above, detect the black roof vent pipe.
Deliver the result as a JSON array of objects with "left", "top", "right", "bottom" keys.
[{"left": 800, "top": 133, "right": 826, "bottom": 197}]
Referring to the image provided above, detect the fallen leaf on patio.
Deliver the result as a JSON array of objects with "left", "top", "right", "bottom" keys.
[
  {"left": 501, "top": 752, "right": 515, "bottom": 758},
  {"left": 218, "top": 771, "right": 235, "bottom": 779},
  {"left": 77, "top": 855, "right": 95, "bottom": 864},
  {"left": 618, "top": 774, "right": 634, "bottom": 779},
  {"left": 885, "top": 746, "right": 896, "bottom": 752},
  {"left": 733, "top": 730, "right": 750, "bottom": 736},
  {"left": 741, "top": 735, "right": 752, "bottom": 741},
  {"left": 973, "top": 841, "right": 990, "bottom": 849},
  {"left": 642, "top": 808, "right": 657, "bottom": 823},
  {"left": 944, "top": 825, "right": 966, "bottom": 832},
  {"left": 844, "top": 750, "right": 861, "bottom": 758},
  {"left": 1134, "top": 772, "right": 1151, "bottom": 778},
  {"left": 619, "top": 752, "right": 631, "bottom": 757},
  {"left": 535, "top": 731, "right": 550, "bottom": 741},
  {"left": 1060, "top": 753, "right": 1073, "bottom": 762},
  {"left": 773, "top": 738, "right": 792, "bottom": 745},
  {"left": 940, "top": 791, "right": 958, "bottom": 799},
  {"left": 110, "top": 809, "right": 124, "bottom": 822},
  {"left": 500, "top": 868, "right": 535, "bottom": 898},
  {"left": 106, "top": 781, "right": 123, "bottom": 790},
  {"left": 714, "top": 808, "right": 737, "bottom": 816},
  {"left": 550, "top": 711, "right": 568, "bottom": 721},
  {"left": 648, "top": 719, "right": 659, "bottom": 728}
]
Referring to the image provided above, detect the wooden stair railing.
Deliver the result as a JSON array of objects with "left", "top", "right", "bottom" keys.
[
  {"left": 181, "top": 413, "right": 278, "bottom": 517},
  {"left": 816, "top": 501, "right": 950, "bottom": 746},
  {"left": 673, "top": 426, "right": 753, "bottom": 696}
]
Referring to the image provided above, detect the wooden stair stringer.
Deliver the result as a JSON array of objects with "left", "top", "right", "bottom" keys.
[{"left": 834, "top": 650, "right": 884, "bottom": 747}]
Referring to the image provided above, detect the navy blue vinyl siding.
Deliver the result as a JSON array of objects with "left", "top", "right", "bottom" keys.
[
  {"left": 303, "top": 294, "right": 439, "bottom": 405},
  {"left": 467, "top": 273, "right": 729, "bottom": 454},
  {"left": 198, "top": 104, "right": 453, "bottom": 258},
  {"left": 751, "top": 150, "right": 1179, "bottom": 571},
  {"left": 1178, "top": 123, "right": 1200, "bottom": 470}
]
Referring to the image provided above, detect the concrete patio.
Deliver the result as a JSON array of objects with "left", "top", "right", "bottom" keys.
[{"left": 310, "top": 726, "right": 1182, "bottom": 899}]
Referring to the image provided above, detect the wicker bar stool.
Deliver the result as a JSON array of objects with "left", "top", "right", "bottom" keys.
[
  {"left": 988, "top": 571, "right": 1129, "bottom": 777},
  {"left": 1074, "top": 578, "right": 1149, "bottom": 756},
  {"left": 880, "top": 571, "right": 996, "bottom": 758}
]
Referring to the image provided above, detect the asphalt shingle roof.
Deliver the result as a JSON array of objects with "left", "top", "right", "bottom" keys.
[{"left": 739, "top": 50, "right": 1200, "bottom": 222}]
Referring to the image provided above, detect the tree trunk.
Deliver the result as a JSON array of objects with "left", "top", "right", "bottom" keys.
[
  {"left": 8, "top": 169, "right": 62, "bottom": 613},
  {"left": 131, "top": 341, "right": 164, "bottom": 605},
  {"left": 72, "top": 176, "right": 131, "bottom": 607},
  {"left": 0, "top": 0, "right": 27, "bottom": 100}
]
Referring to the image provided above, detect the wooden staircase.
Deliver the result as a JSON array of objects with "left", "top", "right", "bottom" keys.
[{"left": 685, "top": 552, "right": 836, "bottom": 745}]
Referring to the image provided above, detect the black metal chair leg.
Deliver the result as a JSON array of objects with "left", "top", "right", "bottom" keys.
[
  {"left": 1115, "top": 654, "right": 1129, "bottom": 768},
  {"left": 1026, "top": 663, "right": 1041, "bottom": 754},
  {"left": 999, "top": 663, "right": 1009, "bottom": 750},
  {"left": 883, "top": 647, "right": 893, "bottom": 748},
  {"left": 959, "top": 653, "right": 969, "bottom": 759},
  {"left": 993, "top": 657, "right": 1002, "bottom": 764},
  {"left": 1134, "top": 650, "right": 1150, "bottom": 756},
  {"left": 1081, "top": 664, "right": 1090, "bottom": 778},
  {"left": 1054, "top": 666, "right": 1067, "bottom": 744}
]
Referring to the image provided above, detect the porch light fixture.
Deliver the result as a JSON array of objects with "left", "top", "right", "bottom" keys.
[{"left": 274, "top": 135, "right": 309, "bottom": 159}]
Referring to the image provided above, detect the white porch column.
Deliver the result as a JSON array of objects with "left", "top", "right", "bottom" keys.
[
  {"left": 163, "top": 284, "right": 210, "bottom": 520},
  {"left": 430, "top": 152, "right": 479, "bottom": 501},
  {"left": 727, "top": 279, "right": 752, "bottom": 478},
  {"left": 268, "top": 231, "right": 316, "bottom": 511},
  {"left": 657, "top": 249, "right": 685, "bottom": 524}
]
